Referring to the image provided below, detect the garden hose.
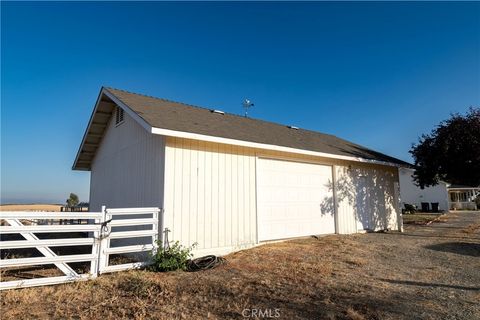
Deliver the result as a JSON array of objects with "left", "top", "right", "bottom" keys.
[{"left": 186, "top": 255, "right": 226, "bottom": 272}]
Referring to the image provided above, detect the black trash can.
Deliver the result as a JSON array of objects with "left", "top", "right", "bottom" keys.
[
  {"left": 431, "top": 202, "right": 439, "bottom": 213},
  {"left": 421, "top": 202, "right": 430, "bottom": 212}
]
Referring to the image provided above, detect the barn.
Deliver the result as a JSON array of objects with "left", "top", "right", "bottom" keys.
[{"left": 73, "top": 87, "right": 408, "bottom": 256}]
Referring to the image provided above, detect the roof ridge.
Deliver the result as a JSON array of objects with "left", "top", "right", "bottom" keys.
[{"left": 104, "top": 86, "right": 220, "bottom": 114}]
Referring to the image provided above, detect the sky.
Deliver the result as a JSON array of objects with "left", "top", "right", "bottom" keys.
[{"left": 1, "top": 1, "right": 479, "bottom": 204}]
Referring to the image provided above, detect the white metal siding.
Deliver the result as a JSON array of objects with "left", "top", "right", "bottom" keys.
[
  {"left": 90, "top": 112, "right": 165, "bottom": 212},
  {"left": 163, "top": 137, "right": 257, "bottom": 256},
  {"left": 256, "top": 158, "right": 335, "bottom": 241},
  {"left": 335, "top": 165, "right": 401, "bottom": 233},
  {"left": 163, "top": 137, "right": 401, "bottom": 255}
]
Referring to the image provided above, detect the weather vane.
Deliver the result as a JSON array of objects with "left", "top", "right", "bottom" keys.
[{"left": 242, "top": 99, "right": 254, "bottom": 117}]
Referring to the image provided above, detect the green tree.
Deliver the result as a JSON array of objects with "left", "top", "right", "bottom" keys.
[
  {"left": 410, "top": 107, "right": 480, "bottom": 188},
  {"left": 66, "top": 193, "right": 80, "bottom": 207}
]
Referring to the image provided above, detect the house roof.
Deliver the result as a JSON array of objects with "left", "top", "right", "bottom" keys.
[
  {"left": 448, "top": 184, "right": 480, "bottom": 190},
  {"left": 73, "top": 87, "right": 411, "bottom": 170}
]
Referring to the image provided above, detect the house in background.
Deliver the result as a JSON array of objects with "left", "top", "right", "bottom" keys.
[
  {"left": 448, "top": 185, "right": 480, "bottom": 210},
  {"left": 73, "top": 87, "right": 409, "bottom": 256},
  {"left": 398, "top": 167, "right": 449, "bottom": 212}
]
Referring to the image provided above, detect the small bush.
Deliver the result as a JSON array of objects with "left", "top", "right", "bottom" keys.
[
  {"left": 149, "top": 241, "right": 196, "bottom": 272},
  {"left": 403, "top": 203, "right": 417, "bottom": 215}
]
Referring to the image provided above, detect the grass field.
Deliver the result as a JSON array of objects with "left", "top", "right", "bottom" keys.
[{"left": 0, "top": 204, "right": 62, "bottom": 212}]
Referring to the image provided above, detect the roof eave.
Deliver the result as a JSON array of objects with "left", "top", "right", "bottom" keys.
[
  {"left": 150, "top": 126, "right": 408, "bottom": 168},
  {"left": 72, "top": 87, "right": 153, "bottom": 171}
]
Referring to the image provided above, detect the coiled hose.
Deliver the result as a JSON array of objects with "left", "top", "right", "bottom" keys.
[{"left": 186, "top": 255, "right": 226, "bottom": 272}]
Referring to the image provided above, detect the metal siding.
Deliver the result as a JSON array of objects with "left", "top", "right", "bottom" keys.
[
  {"left": 163, "top": 137, "right": 401, "bottom": 256},
  {"left": 164, "top": 137, "right": 258, "bottom": 255},
  {"left": 335, "top": 165, "right": 401, "bottom": 233},
  {"left": 90, "top": 112, "right": 165, "bottom": 212}
]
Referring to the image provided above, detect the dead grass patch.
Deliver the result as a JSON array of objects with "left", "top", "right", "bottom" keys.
[
  {"left": 461, "top": 223, "right": 480, "bottom": 234},
  {"left": 403, "top": 214, "right": 444, "bottom": 225},
  {"left": 346, "top": 307, "right": 366, "bottom": 320},
  {"left": 344, "top": 257, "right": 367, "bottom": 267}
]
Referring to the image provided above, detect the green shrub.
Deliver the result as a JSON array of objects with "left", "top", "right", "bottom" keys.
[
  {"left": 403, "top": 203, "right": 417, "bottom": 215},
  {"left": 148, "top": 241, "right": 197, "bottom": 272}
]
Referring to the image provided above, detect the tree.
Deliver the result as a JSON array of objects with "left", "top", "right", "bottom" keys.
[
  {"left": 66, "top": 193, "right": 80, "bottom": 207},
  {"left": 410, "top": 107, "right": 480, "bottom": 188}
]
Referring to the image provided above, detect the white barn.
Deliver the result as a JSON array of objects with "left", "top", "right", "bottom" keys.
[{"left": 73, "top": 87, "right": 409, "bottom": 256}]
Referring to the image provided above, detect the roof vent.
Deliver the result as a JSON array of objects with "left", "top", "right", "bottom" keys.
[
  {"left": 288, "top": 125, "right": 299, "bottom": 130},
  {"left": 211, "top": 109, "right": 225, "bottom": 115}
]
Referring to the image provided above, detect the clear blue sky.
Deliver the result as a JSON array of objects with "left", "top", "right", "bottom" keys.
[{"left": 1, "top": 2, "right": 479, "bottom": 204}]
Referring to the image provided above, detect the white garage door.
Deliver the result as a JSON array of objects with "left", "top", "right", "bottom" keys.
[{"left": 256, "top": 158, "right": 336, "bottom": 241}]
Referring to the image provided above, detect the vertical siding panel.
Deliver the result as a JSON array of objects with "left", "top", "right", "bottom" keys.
[
  {"left": 211, "top": 143, "right": 220, "bottom": 248},
  {"left": 204, "top": 142, "right": 212, "bottom": 249},
  {"left": 181, "top": 139, "right": 191, "bottom": 245},
  {"left": 246, "top": 149, "right": 252, "bottom": 243},
  {"left": 173, "top": 138, "right": 183, "bottom": 242},
  {"left": 159, "top": 137, "right": 166, "bottom": 207},
  {"left": 218, "top": 147, "right": 226, "bottom": 248},
  {"left": 248, "top": 150, "right": 256, "bottom": 243},
  {"left": 164, "top": 140, "right": 175, "bottom": 233},
  {"left": 189, "top": 140, "right": 198, "bottom": 246},
  {"left": 197, "top": 140, "right": 206, "bottom": 249},
  {"left": 231, "top": 145, "right": 239, "bottom": 246},
  {"left": 237, "top": 148, "right": 245, "bottom": 244},
  {"left": 225, "top": 144, "right": 233, "bottom": 246}
]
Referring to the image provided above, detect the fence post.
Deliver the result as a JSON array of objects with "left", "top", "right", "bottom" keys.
[
  {"left": 151, "top": 208, "right": 161, "bottom": 255},
  {"left": 97, "top": 206, "right": 110, "bottom": 274},
  {"left": 90, "top": 206, "right": 103, "bottom": 278}
]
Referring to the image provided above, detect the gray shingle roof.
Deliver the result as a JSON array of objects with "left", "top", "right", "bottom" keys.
[
  {"left": 106, "top": 87, "right": 409, "bottom": 166},
  {"left": 73, "top": 87, "right": 410, "bottom": 170}
]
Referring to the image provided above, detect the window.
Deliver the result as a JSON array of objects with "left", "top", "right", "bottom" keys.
[{"left": 115, "top": 107, "right": 124, "bottom": 126}]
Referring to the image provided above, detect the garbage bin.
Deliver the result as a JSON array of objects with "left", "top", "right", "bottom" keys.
[
  {"left": 431, "top": 202, "right": 439, "bottom": 213},
  {"left": 421, "top": 202, "right": 430, "bottom": 212}
]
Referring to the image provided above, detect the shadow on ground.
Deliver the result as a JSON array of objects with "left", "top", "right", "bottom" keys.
[
  {"left": 378, "top": 278, "right": 480, "bottom": 291},
  {"left": 425, "top": 242, "right": 480, "bottom": 257}
]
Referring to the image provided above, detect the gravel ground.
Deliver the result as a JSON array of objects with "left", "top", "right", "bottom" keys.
[
  {"left": 1, "top": 211, "right": 479, "bottom": 320},
  {"left": 331, "top": 210, "right": 480, "bottom": 320}
]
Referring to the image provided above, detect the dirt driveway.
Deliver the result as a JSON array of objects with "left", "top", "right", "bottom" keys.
[{"left": 2, "top": 211, "right": 479, "bottom": 320}]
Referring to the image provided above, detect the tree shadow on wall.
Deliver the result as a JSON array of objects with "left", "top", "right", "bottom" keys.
[{"left": 320, "top": 167, "right": 398, "bottom": 231}]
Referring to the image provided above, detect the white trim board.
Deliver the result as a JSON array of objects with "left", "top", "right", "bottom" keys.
[{"left": 151, "top": 126, "right": 404, "bottom": 168}]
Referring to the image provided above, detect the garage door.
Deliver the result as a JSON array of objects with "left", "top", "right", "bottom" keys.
[{"left": 256, "top": 158, "right": 336, "bottom": 241}]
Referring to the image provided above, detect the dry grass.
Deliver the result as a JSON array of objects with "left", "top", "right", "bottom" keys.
[
  {"left": 1, "top": 235, "right": 376, "bottom": 320},
  {"left": 346, "top": 307, "right": 366, "bottom": 320},
  {"left": 461, "top": 223, "right": 480, "bottom": 234},
  {"left": 402, "top": 213, "right": 444, "bottom": 225},
  {"left": 0, "top": 204, "right": 62, "bottom": 212},
  {"left": 2, "top": 211, "right": 479, "bottom": 319}
]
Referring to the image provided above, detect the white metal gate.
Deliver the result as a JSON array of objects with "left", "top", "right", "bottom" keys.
[{"left": 0, "top": 207, "right": 161, "bottom": 290}]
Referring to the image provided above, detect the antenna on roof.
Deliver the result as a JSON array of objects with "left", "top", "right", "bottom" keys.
[{"left": 242, "top": 99, "right": 254, "bottom": 117}]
